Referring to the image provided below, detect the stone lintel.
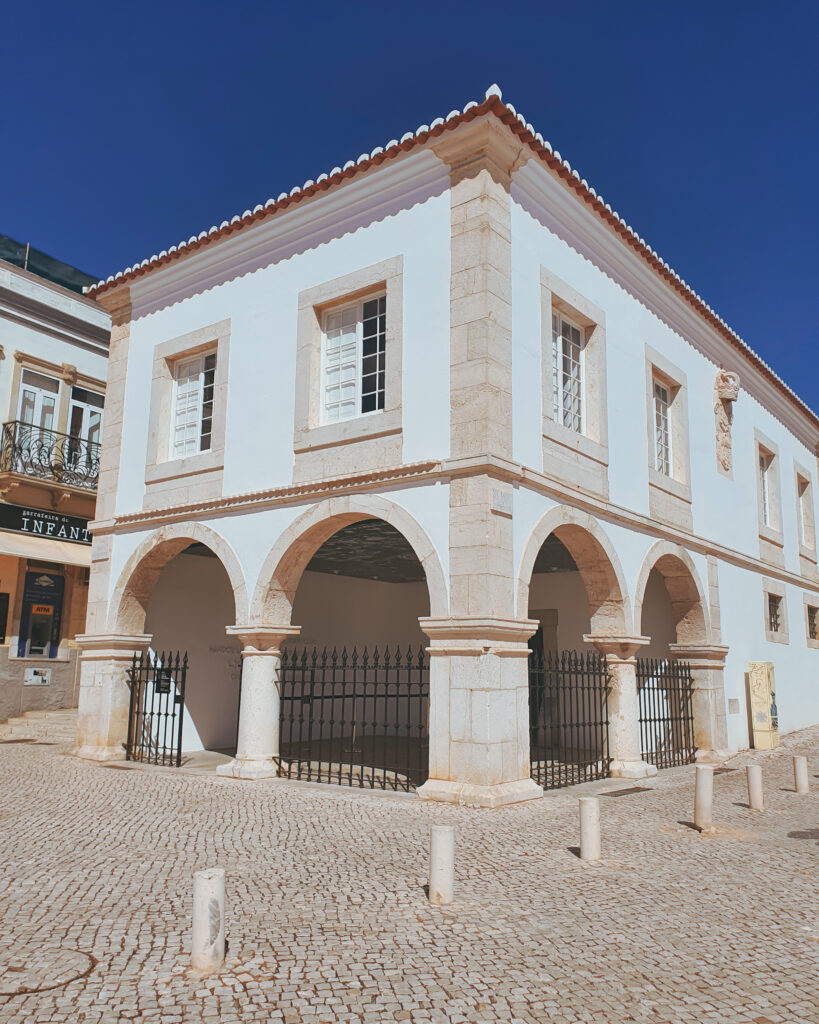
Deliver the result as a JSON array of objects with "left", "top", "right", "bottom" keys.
[
  {"left": 225, "top": 624, "right": 301, "bottom": 652},
  {"left": 584, "top": 634, "right": 651, "bottom": 661},
  {"left": 416, "top": 777, "right": 542, "bottom": 809},
  {"left": 431, "top": 115, "right": 530, "bottom": 186}
]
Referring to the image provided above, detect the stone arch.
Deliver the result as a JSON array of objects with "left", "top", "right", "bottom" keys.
[
  {"left": 108, "top": 522, "right": 249, "bottom": 634},
  {"left": 251, "top": 494, "right": 449, "bottom": 624},
  {"left": 633, "top": 541, "right": 711, "bottom": 645},
  {"left": 517, "top": 505, "right": 632, "bottom": 635}
]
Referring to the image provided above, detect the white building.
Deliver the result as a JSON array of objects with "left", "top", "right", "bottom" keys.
[
  {"left": 75, "top": 86, "right": 818, "bottom": 806},
  {"left": 0, "top": 239, "right": 109, "bottom": 722}
]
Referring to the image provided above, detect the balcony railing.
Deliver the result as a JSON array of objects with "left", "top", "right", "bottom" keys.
[{"left": 0, "top": 421, "right": 100, "bottom": 492}]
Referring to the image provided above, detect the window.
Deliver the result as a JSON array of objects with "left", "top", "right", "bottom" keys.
[
  {"left": 653, "top": 380, "right": 671, "bottom": 476},
  {"left": 808, "top": 605, "right": 817, "bottom": 642},
  {"left": 551, "top": 311, "right": 583, "bottom": 433},
  {"left": 759, "top": 450, "right": 772, "bottom": 527},
  {"left": 768, "top": 593, "right": 781, "bottom": 633},
  {"left": 172, "top": 352, "right": 216, "bottom": 458},
  {"left": 796, "top": 472, "right": 815, "bottom": 555},
  {"left": 18, "top": 369, "right": 59, "bottom": 432},
  {"left": 321, "top": 295, "right": 386, "bottom": 423}
]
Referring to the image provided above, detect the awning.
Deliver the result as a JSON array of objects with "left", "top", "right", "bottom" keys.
[{"left": 0, "top": 530, "right": 90, "bottom": 567}]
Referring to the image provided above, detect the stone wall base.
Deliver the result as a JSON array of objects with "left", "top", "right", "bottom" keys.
[
  {"left": 609, "top": 759, "right": 658, "bottom": 780},
  {"left": 215, "top": 757, "right": 282, "bottom": 780},
  {"left": 416, "top": 776, "right": 542, "bottom": 808}
]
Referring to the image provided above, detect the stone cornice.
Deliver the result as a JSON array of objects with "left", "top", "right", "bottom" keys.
[
  {"left": 431, "top": 115, "right": 530, "bottom": 186},
  {"left": 91, "top": 455, "right": 819, "bottom": 596}
]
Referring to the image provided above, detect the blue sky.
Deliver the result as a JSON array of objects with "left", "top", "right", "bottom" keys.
[{"left": 3, "top": 1, "right": 817, "bottom": 410}]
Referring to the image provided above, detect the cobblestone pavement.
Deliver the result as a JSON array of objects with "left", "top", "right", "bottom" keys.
[{"left": 0, "top": 733, "right": 817, "bottom": 1024}]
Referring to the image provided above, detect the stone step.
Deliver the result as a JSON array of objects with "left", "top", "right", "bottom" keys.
[{"left": 0, "top": 708, "right": 77, "bottom": 744}]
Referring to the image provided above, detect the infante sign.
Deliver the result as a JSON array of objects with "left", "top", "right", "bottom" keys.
[{"left": 0, "top": 504, "right": 91, "bottom": 545}]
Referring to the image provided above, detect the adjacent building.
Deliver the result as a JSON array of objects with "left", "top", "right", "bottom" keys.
[
  {"left": 0, "top": 238, "right": 109, "bottom": 722},
  {"left": 74, "top": 86, "right": 818, "bottom": 806}
]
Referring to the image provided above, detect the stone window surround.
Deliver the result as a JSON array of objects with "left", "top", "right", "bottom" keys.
[
  {"left": 644, "top": 345, "right": 692, "bottom": 526},
  {"left": 803, "top": 593, "right": 819, "bottom": 650},
  {"left": 144, "top": 319, "right": 230, "bottom": 489},
  {"left": 762, "top": 577, "right": 789, "bottom": 645},
  {"left": 754, "top": 428, "right": 784, "bottom": 564},
  {"left": 793, "top": 461, "right": 817, "bottom": 564},
  {"left": 539, "top": 267, "right": 609, "bottom": 494},
  {"left": 293, "top": 256, "right": 403, "bottom": 457},
  {"left": 9, "top": 351, "right": 105, "bottom": 437}
]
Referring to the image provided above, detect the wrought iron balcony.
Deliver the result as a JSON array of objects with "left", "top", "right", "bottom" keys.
[{"left": 0, "top": 420, "right": 100, "bottom": 492}]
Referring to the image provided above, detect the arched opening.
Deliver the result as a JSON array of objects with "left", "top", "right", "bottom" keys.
[
  {"left": 520, "top": 514, "right": 629, "bottom": 789},
  {"left": 265, "top": 513, "right": 438, "bottom": 791},
  {"left": 635, "top": 546, "right": 710, "bottom": 768},
  {"left": 143, "top": 543, "right": 241, "bottom": 755},
  {"left": 109, "top": 526, "right": 248, "bottom": 764}
]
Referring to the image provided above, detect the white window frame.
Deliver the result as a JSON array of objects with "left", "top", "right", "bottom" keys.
[
  {"left": 653, "top": 379, "right": 672, "bottom": 477},
  {"left": 759, "top": 449, "right": 772, "bottom": 527},
  {"left": 320, "top": 292, "right": 386, "bottom": 426},
  {"left": 551, "top": 310, "right": 584, "bottom": 434},
  {"left": 171, "top": 350, "right": 217, "bottom": 459}
]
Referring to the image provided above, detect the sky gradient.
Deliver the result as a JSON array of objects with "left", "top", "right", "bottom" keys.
[{"left": 3, "top": 1, "right": 817, "bottom": 409}]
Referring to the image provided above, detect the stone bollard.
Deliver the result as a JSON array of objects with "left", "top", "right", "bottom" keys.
[
  {"left": 191, "top": 868, "right": 226, "bottom": 971},
  {"left": 793, "top": 756, "right": 809, "bottom": 795},
  {"left": 579, "top": 797, "right": 601, "bottom": 862},
  {"left": 428, "top": 825, "right": 455, "bottom": 905},
  {"left": 694, "top": 765, "right": 714, "bottom": 832},
  {"left": 746, "top": 764, "right": 764, "bottom": 811}
]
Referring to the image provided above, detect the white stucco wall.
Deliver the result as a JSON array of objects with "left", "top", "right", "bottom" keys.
[{"left": 115, "top": 153, "right": 452, "bottom": 516}]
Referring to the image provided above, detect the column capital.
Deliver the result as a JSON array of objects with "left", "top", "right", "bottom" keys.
[
  {"left": 419, "top": 617, "right": 539, "bottom": 656},
  {"left": 75, "top": 633, "right": 152, "bottom": 661},
  {"left": 669, "top": 643, "right": 730, "bottom": 668},
  {"left": 225, "top": 624, "right": 301, "bottom": 653},
  {"left": 583, "top": 634, "right": 650, "bottom": 661}
]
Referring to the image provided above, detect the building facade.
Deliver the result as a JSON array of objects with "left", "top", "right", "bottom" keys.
[
  {"left": 75, "top": 87, "right": 818, "bottom": 806},
  {"left": 0, "top": 242, "right": 109, "bottom": 722}
]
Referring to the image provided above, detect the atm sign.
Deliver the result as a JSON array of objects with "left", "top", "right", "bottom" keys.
[{"left": 32, "top": 605, "right": 53, "bottom": 616}]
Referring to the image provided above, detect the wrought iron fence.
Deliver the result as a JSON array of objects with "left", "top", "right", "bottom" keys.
[
  {"left": 636, "top": 657, "right": 696, "bottom": 769},
  {"left": 279, "top": 645, "right": 429, "bottom": 791},
  {"left": 0, "top": 420, "right": 100, "bottom": 490},
  {"left": 529, "top": 649, "right": 610, "bottom": 789},
  {"left": 126, "top": 650, "right": 188, "bottom": 766}
]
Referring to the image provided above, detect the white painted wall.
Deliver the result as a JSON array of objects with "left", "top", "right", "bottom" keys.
[
  {"left": 116, "top": 153, "right": 452, "bottom": 515},
  {"left": 144, "top": 551, "right": 241, "bottom": 753},
  {"left": 291, "top": 571, "right": 429, "bottom": 654}
]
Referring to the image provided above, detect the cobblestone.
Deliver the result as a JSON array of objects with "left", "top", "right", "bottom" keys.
[{"left": 0, "top": 732, "right": 817, "bottom": 1022}]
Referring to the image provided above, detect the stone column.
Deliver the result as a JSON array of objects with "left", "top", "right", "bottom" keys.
[
  {"left": 669, "top": 643, "right": 731, "bottom": 762},
  {"left": 74, "top": 633, "right": 152, "bottom": 761},
  {"left": 216, "top": 625, "right": 300, "bottom": 780},
  {"left": 416, "top": 617, "right": 543, "bottom": 808},
  {"left": 585, "top": 635, "right": 656, "bottom": 780}
]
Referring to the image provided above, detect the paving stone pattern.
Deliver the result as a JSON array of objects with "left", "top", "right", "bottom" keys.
[{"left": 0, "top": 732, "right": 817, "bottom": 1023}]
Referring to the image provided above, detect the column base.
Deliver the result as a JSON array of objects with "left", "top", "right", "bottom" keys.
[
  {"left": 73, "top": 744, "right": 126, "bottom": 762},
  {"left": 215, "top": 757, "right": 283, "bottom": 780},
  {"left": 609, "top": 759, "right": 658, "bottom": 780},
  {"left": 695, "top": 748, "right": 733, "bottom": 765},
  {"left": 416, "top": 777, "right": 543, "bottom": 809}
]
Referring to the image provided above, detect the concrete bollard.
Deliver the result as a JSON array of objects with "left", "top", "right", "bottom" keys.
[
  {"left": 794, "top": 756, "right": 809, "bottom": 795},
  {"left": 694, "top": 765, "right": 714, "bottom": 832},
  {"left": 579, "top": 797, "right": 601, "bottom": 862},
  {"left": 747, "top": 764, "right": 764, "bottom": 811},
  {"left": 428, "top": 825, "right": 455, "bottom": 905},
  {"left": 191, "top": 868, "right": 226, "bottom": 971}
]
